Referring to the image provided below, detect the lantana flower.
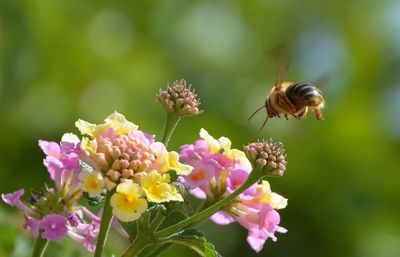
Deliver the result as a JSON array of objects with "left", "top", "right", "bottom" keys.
[
  {"left": 179, "top": 128, "right": 287, "bottom": 252},
  {"left": 110, "top": 180, "right": 148, "bottom": 222},
  {"left": 75, "top": 111, "right": 192, "bottom": 222},
  {"left": 2, "top": 136, "right": 101, "bottom": 251}
]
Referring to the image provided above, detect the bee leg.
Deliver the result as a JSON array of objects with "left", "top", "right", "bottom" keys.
[
  {"left": 297, "top": 107, "right": 308, "bottom": 119},
  {"left": 312, "top": 108, "right": 323, "bottom": 120},
  {"left": 284, "top": 114, "right": 289, "bottom": 120}
]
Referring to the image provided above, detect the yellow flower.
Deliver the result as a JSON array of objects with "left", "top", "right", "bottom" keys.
[
  {"left": 150, "top": 143, "right": 193, "bottom": 175},
  {"left": 256, "top": 181, "right": 288, "bottom": 209},
  {"left": 104, "top": 111, "right": 138, "bottom": 135},
  {"left": 167, "top": 151, "right": 193, "bottom": 175},
  {"left": 75, "top": 119, "right": 97, "bottom": 137},
  {"left": 140, "top": 170, "right": 183, "bottom": 203},
  {"left": 75, "top": 111, "right": 138, "bottom": 138},
  {"left": 80, "top": 171, "right": 105, "bottom": 197},
  {"left": 199, "top": 128, "right": 231, "bottom": 154},
  {"left": 81, "top": 137, "right": 97, "bottom": 153},
  {"left": 110, "top": 181, "right": 148, "bottom": 222}
]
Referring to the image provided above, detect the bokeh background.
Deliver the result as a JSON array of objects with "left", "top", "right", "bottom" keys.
[{"left": 1, "top": 0, "right": 400, "bottom": 257}]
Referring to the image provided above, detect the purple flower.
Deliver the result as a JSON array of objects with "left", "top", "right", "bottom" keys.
[
  {"left": 39, "top": 136, "right": 82, "bottom": 193},
  {"left": 2, "top": 189, "right": 31, "bottom": 214},
  {"left": 39, "top": 214, "right": 68, "bottom": 240},
  {"left": 2, "top": 189, "right": 25, "bottom": 207},
  {"left": 24, "top": 216, "right": 41, "bottom": 237}
]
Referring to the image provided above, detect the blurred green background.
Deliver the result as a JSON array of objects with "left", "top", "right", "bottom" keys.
[{"left": 1, "top": 0, "right": 400, "bottom": 257}]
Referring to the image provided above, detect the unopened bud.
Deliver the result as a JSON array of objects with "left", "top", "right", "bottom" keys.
[
  {"left": 157, "top": 79, "right": 203, "bottom": 116},
  {"left": 244, "top": 139, "right": 286, "bottom": 176}
]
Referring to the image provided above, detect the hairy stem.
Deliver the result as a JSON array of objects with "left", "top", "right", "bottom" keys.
[
  {"left": 161, "top": 112, "right": 180, "bottom": 146},
  {"left": 31, "top": 236, "right": 49, "bottom": 257},
  {"left": 149, "top": 207, "right": 165, "bottom": 231},
  {"left": 122, "top": 221, "right": 156, "bottom": 257},
  {"left": 94, "top": 190, "right": 114, "bottom": 257}
]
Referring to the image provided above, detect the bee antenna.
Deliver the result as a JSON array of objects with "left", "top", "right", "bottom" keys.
[
  {"left": 248, "top": 106, "right": 265, "bottom": 121},
  {"left": 260, "top": 116, "right": 269, "bottom": 130}
]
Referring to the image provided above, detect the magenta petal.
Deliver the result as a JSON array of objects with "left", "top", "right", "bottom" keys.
[
  {"left": 266, "top": 209, "right": 281, "bottom": 225},
  {"left": 38, "top": 140, "right": 61, "bottom": 158},
  {"left": 24, "top": 216, "right": 41, "bottom": 237},
  {"left": 247, "top": 230, "right": 267, "bottom": 253},
  {"left": 210, "top": 211, "right": 236, "bottom": 225},
  {"left": 40, "top": 214, "right": 68, "bottom": 240},
  {"left": 189, "top": 187, "right": 207, "bottom": 199},
  {"left": 1, "top": 189, "right": 25, "bottom": 206}
]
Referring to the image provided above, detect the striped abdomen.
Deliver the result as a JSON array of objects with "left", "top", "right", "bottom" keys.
[{"left": 286, "top": 82, "right": 324, "bottom": 108}]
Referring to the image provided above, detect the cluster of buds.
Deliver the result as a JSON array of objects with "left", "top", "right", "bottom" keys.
[
  {"left": 156, "top": 79, "right": 202, "bottom": 116},
  {"left": 95, "top": 132, "right": 156, "bottom": 188},
  {"left": 244, "top": 140, "right": 286, "bottom": 176}
]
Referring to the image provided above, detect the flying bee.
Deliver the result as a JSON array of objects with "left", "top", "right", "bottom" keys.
[{"left": 249, "top": 48, "right": 326, "bottom": 129}]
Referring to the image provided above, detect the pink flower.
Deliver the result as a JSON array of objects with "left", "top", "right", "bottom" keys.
[
  {"left": 2, "top": 189, "right": 25, "bottom": 208},
  {"left": 2, "top": 189, "right": 34, "bottom": 217},
  {"left": 24, "top": 216, "right": 41, "bottom": 237},
  {"left": 226, "top": 169, "right": 256, "bottom": 200},
  {"left": 39, "top": 135, "right": 82, "bottom": 193},
  {"left": 39, "top": 214, "right": 68, "bottom": 240},
  {"left": 180, "top": 129, "right": 287, "bottom": 253},
  {"left": 66, "top": 208, "right": 101, "bottom": 252},
  {"left": 241, "top": 204, "right": 287, "bottom": 253},
  {"left": 180, "top": 161, "right": 216, "bottom": 189}
]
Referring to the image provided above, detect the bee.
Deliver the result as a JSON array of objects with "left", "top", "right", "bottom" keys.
[{"left": 249, "top": 50, "right": 326, "bottom": 129}]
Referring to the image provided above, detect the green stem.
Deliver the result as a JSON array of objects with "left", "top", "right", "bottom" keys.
[
  {"left": 155, "top": 168, "right": 264, "bottom": 238},
  {"left": 161, "top": 112, "right": 180, "bottom": 146},
  {"left": 121, "top": 236, "right": 149, "bottom": 257},
  {"left": 149, "top": 207, "right": 165, "bottom": 231},
  {"left": 31, "top": 236, "right": 49, "bottom": 257},
  {"left": 94, "top": 190, "right": 114, "bottom": 257}
]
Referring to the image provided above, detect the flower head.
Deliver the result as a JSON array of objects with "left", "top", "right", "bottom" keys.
[
  {"left": 244, "top": 140, "right": 287, "bottom": 176},
  {"left": 110, "top": 181, "right": 148, "bottom": 222},
  {"left": 75, "top": 112, "right": 190, "bottom": 222},
  {"left": 157, "top": 79, "right": 202, "bottom": 116},
  {"left": 180, "top": 129, "right": 287, "bottom": 252}
]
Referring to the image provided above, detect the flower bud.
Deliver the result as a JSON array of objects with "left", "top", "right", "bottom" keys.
[
  {"left": 156, "top": 79, "right": 203, "bottom": 116},
  {"left": 244, "top": 139, "right": 286, "bottom": 176}
]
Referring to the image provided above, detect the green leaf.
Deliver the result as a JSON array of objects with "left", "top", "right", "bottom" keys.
[
  {"left": 165, "top": 229, "right": 221, "bottom": 257},
  {"left": 83, "top": 189, "right": 107, "bottom": 206}
]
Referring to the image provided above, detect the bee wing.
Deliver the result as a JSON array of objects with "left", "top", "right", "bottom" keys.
[
  {"left": 313, "top": 74, "right": 329, "bottom": 90},
  {"left": 269, "top": 44, "right": 290, "bottom": 89}
]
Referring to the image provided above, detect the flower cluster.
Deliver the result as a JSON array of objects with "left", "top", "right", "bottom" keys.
[
  {"left": 2, "top": 136, "right": 101, "bottom": 251},
  {"left": 179, "top": 129, "right": 288, "bottom": 252},
  {"left": 75, "top": 111, "right": 192, "bottom": 222}
]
